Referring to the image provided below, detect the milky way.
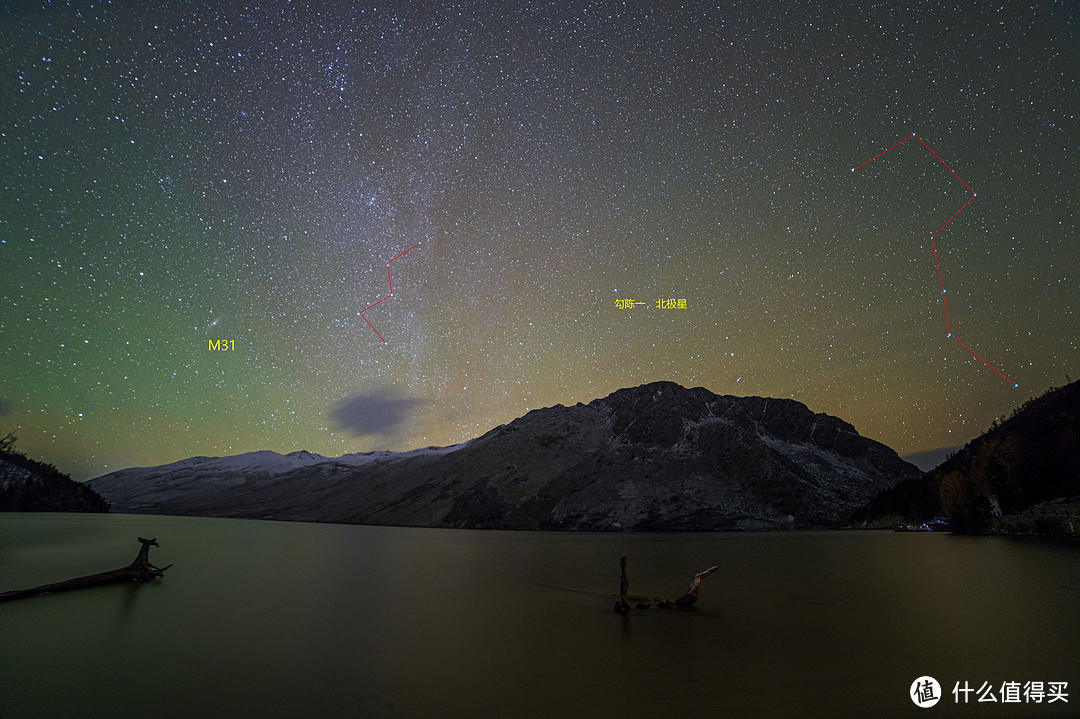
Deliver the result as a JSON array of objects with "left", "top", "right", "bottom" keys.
[{"left": 1, "top": 2, "right": 1076, "bottom": 479}]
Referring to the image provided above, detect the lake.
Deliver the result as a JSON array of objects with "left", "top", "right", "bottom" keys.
[{"left": 1, "top": 513, "right": 1077, "bottom": 718}]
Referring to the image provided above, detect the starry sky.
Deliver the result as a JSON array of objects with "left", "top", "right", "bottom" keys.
[{"left": 2, "top": 1, "right": 1076, "bottom": 480}]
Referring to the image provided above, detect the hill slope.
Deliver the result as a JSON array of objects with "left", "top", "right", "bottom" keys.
[
  {"left": 853, "top": 380, "right": 1080, "bottom": 532},
  {"left": 1, "top": 446, "right": 109, "bottom": 512},
  {"left": 90, "top": 382, "right": 922, "bottom": 530}
]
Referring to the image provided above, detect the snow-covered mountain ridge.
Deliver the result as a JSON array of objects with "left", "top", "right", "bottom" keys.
[{"left": 89, "top": 382, "right": 922, "bottom": 530}]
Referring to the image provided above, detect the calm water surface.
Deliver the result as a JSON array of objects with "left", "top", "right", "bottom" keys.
[{"left": 1, "top": 513, "right": 1077, "bottom": 718}]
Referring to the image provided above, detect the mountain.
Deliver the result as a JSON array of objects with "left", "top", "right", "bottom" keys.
[
  {"left": 853, "top": 379, "right": 1080, "bottom": 533},
  {"left": 1, "top": 445, "right": 109, "bottom": 513},
  {"left": 88, "top": 445, "right": 463, "bottom": 511},
  {"left": 900, "top": 447, "right": 959, "bottom": 472},
  {"left": 89, "top": 382, "right": 922, "bottom": 530}
]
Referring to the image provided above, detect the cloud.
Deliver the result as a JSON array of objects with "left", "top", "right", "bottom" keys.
[
  {"left": 328, "top": 390, "right": 424, "bottom": 439},
  {"left": 0, "top": 397, "right": 8, "bottom": 416}
]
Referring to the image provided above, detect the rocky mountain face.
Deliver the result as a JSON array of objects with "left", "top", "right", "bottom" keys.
[{"left": 89, "top": 382, "right": 922, "bottom": 530}]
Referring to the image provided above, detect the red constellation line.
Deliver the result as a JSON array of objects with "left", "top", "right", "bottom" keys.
[
  {"left": 852, "top": 133, "right": 1016, "bottom": 387},
  {"left": 360, "top": 242, "right": 420, "bottom": 343}
]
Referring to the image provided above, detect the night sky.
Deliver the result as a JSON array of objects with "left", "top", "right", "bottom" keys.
[{"left": 2, "top": 2, "right": 1076, "bottom": 480}]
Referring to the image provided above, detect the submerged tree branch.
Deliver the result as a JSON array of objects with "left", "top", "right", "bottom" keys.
[
  {"left": 0, "top": 537, "right": 171, "bottom": 603},
  {"left": 614, "top": 554, "right": 631, "bottom": 614},
  {"left": 615, "top": 555, "right": 719, "bottom": 611}
]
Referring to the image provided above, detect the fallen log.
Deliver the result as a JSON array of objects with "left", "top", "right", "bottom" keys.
[
  {"left": 615, "top": 554, "right": 719, "bottom": 610},
  {"left": 0, "top": 537, "right": 171, "bottom": 603}
]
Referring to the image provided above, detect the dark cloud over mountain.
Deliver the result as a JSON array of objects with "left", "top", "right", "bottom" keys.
[{"left": 329, "top": 391, "right": 424, "bottom": 439}]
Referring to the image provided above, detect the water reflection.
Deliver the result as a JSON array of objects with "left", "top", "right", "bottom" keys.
[
  {"left": 1, "top": 514, "right": 1077, "bottom": 719},
  {"left": 114, "top": 579, "right": 145, "bottom": 625}
]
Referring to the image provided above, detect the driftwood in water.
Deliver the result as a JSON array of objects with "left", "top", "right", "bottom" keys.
[
  {"left": 615, "top": 554, "right": 719, "bottom": 611},
  {"left": 0, "top": 537, "right": 172, "bottom": 603},
  {"left": 614, "top": 554, "right": 632, "bottom": 614},
  {"left": 668, "top": 564, "right": 720, "bottom": 607}
]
